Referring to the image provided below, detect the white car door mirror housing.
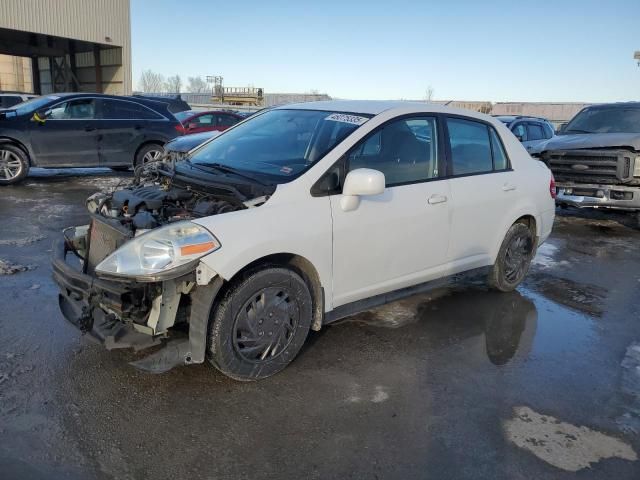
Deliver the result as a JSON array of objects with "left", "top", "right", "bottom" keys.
[{"left": 340, "top": 168, "right": 385, "bottom": 211}]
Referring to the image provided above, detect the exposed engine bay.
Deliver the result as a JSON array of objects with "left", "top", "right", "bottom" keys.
[{"left": 85, "top": 163, "right": 270, "bottom": 236}]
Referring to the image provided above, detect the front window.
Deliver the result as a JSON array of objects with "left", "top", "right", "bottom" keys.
[
  {"left": 188, "top": 109, "right": 370, "bottom": 179},
  {"left": 563, "top": 106, "right": 640, "bottom": 134},
  {"left": 14, "top": 95, "right": 59, "bottom": 115}
]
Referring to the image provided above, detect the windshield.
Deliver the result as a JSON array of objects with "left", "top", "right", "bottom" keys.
[
  {"left": 563, "top": 107, "right": 640, "bottom": 134},
  {"left": 13, "top": 95, "right": 60, "bottom": 115},
  {"left": 187, "top": 109, "right": 370, "bottom": 179}
]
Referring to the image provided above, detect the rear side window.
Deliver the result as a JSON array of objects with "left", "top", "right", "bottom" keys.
[
  {"left": 101, "top": 99, "right": 163, "bottom": 120},
  {"left": 527, "top": 123, "right": 545, "bottom": 141},
  {"left": 447, "top": 118, "right": 493, "bottom": 175},
  {"left": 447, "top": 117, "right": 510, "bottom": 175},
  {"left": 217, "top": 114, "right": 240, "bottom": 127}
]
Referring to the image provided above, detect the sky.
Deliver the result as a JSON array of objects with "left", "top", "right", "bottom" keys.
[{"left": 131, "top": 0, "right": 640, "bottom": 103}]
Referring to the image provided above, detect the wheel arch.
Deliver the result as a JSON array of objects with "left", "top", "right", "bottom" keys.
[
  {"left": 220, "top": 252, "right": 325, "bottom": 331},
  {"left": 0, "top": 137, "right": 31, "bottom": 164},
  {"left": 490, "top": 209, "right": 541, "bottom": 262},
  {"left": 134, "top": 140, "right": 165, "bottom": 165}
]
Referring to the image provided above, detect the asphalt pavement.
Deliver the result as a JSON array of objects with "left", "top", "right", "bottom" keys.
[{"left": 1, "top": 169, "right": 639, "bottom": 480}]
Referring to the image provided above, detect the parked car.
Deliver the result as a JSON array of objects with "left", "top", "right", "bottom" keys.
[
  {"left": 0, "top": 93, "right": 183, "bottom": 185},
  {"left": 494, "top": 115, "right": 555, "bottom": 152},
  {"left": 165, "top": 130, "right": 221, "bottom": 163},
  {"left": 529, "top": 102, "right": 640, "bottom": 226},
  {"left": 174, "top": 110, "right": 243, "bottom": 134},
  {"left": 52, "top": 101, "right": 555, "bottom": 380},
  {"left": 0, "top": 92, "right": 38, "bottom": 109}
]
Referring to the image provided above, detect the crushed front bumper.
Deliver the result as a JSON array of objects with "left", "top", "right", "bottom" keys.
[
  {"left": 556, "top": 183, "right": 640, "bottom": 211},
  {"left": 52, "top": 233, "right": 162, "bottom": 351},
  {"left": 52, "top": 228, "right": 225, "bottom": 373}
]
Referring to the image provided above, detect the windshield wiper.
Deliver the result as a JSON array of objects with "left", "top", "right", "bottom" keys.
[{"left": 189, "top": 161, "right": 268, "bottom": 186}]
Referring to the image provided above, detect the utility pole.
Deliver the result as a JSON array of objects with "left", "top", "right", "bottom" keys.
[{"left": 635, "top": 51, "right": 640, "bottom": 66}]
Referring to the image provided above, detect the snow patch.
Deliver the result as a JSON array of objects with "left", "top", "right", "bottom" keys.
[{"left": 504, "top": 406, "right": 637, "bottom": 471}]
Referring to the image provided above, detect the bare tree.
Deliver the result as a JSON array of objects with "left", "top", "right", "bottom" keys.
[
  {"left": 138, "top": 70, "right": 165, "bottom": 93},
  {"left": 165, "top": 75, "right": 182, "bottom": 93},
  {"left": 425, "top": 85, "right": 435, "bottom": 102},
  {"left": 187, "top": 76, "right": 208, "bottom": 93}
]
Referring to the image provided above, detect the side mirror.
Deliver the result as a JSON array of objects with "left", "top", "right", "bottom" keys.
[
  {"left": 514, "top": 134, "right": 524, "bottom": 142},
  {"left": 32, "top": 110, "right": 47, "bottom": 123},
  {"left": 557, "top": 123, "right": 567, "bottom": 134},
  {"left": 340, "top": 168, "right": 385, "bottom": 211}
]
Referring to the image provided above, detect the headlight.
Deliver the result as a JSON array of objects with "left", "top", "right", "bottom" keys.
[
  {"left": 634, "top": 156, "right": 640, "bottom": 177},
  {"left": 95, "top": 221, "right": 220, "bottom": 281}
]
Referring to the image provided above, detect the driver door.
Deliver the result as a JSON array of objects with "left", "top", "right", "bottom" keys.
[
  {"left": 329, "top": 116, "right": 452, "bottom": 307},
  {"left": 29, "top": 97, "right": 99, "bottom": 166}
]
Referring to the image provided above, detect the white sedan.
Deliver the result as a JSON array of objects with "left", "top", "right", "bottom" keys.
[{"left": 54, "top": 100, "right": 556, "bottom": 380}]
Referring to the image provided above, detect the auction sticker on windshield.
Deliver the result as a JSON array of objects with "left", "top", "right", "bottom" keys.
[{"left": 325, "top": 113, "right": 369, "bottom": 126}]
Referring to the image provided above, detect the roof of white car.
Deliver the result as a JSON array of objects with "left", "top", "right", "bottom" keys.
[{"left": 280, "top": 99, "right": 493, "bottom": 121}]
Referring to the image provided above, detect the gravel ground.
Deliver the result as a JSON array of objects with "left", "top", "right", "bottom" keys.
[{"left": 1, "top": 168, "right": 639, "bottom": 479}]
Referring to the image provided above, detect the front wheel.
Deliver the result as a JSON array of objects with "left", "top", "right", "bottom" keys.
[
  {"left": 488, "top": 222, "right": 535, "bottom": 292},
  {"left": 207, "top": 267, "right": 313, "bottom": 381},
  {"left": 0, "top": 144, "right": 29, "bottom": 185}
]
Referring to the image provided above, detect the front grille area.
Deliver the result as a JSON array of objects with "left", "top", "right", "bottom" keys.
[
  {"left": 86, "top": 217, "right": 130, "bottom": 274},
  {"left": 544, "top": 149, "right": 634, "bottom": 184}
]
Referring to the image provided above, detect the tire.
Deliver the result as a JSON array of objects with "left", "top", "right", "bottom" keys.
[
  {"left": 488, "top": 222, "right": 535, "bottom": 292},
  {"left": 635, "top": 212, "right": 640, "bottom": 230},
  {"left": 0, "top": 144, "right": 29, "bottom": 185},
  {"left": 207, "top": 267, "right": 313, "bottom": 381},
  {"left": 134, "top": 143, "right": 164, "bottom": 168}
]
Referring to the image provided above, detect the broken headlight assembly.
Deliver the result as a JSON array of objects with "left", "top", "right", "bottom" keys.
[{"left": 95, "top": 221, "right": 220, "bottom": 282}]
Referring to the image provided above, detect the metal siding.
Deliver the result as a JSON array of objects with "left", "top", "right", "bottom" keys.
[{"left": 0, "top": 0, "right": 132, "bottom": 94}]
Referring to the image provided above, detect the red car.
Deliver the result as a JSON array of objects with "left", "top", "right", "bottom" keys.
[{"left": 174, "top": 110, "right": 243, "bottom": 134}]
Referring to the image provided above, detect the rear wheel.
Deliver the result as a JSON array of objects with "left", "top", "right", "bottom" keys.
[
  {"left": 207, "top": 267, "right": 313, "bottom": 381},
  {"left": 488, "top": 222, "right": 535, "bottom": 292},
  {"left": 0, "top": 144, "right": 29, "bottom": 185},
  {"left": 134, "top": 143, "right": 164, "bottom": 168}
]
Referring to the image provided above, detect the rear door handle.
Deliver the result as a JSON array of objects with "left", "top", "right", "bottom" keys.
[
  {"left": 84, "top": 125, "right": 96, "bottom": 132},
  {"left": 502, "top": 183, "right": 517, "bottom": 192},
  {"left": 428, "top": 194, "right": 448, "bottom": 205}
]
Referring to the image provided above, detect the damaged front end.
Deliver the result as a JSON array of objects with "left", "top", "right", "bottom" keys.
[{"left": 52, "top": 162, "right": 272, "bottom": 372}]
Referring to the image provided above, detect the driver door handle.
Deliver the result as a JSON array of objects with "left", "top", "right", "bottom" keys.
[
  {"left": 84, "top": 125, "right": 97, "bottom": 132},
  {"left": 502, "top": 183, "right": 517, "bottom": 192},
  {"left": 428, "top": 194, "right": 448, "bottom": 205}
]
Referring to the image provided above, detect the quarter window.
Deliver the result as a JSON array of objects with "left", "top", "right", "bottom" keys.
[
  {"left": 347, "top": 116, "right": 439, "bottom": 186},
  {"left": 447, "top": 118, "right": 493, "bottom": 175},
  {"left": 489, "top": 128, "right": 508, "bottom": 171},
  {"left": 101, "top": 99, "right": 163, "bottom": 120},
  {"left": 46, "top": 99, "right": 96, "bottom": 119}
]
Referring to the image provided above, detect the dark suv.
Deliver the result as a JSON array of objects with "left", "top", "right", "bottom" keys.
[
  {"left": 0, "top": 93, "right": 184, "bottom": 185},
  {"left": 494, "top": 115, "right": 555, "bottom": 152}
]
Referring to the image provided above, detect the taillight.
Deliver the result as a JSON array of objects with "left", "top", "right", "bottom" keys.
[
  {"left": 175, "top": 124, "right": 186, "bottom": 135},
  {"left": 549, "top": 174, "right": 557, "bottom": 199}
]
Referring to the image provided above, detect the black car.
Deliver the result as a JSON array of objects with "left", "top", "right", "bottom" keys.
[
  {"left": 493, "top": 115, "right": 555, "bottom": 152},
  {"left": 0, "top": 93, "right": 183, "bottom": 185}
]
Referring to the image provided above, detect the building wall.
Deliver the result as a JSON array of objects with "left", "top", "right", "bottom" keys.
[
  {"left": 0, "top": 0, "right": 132, "bottom": 94},
  {"left": 0, "top": 54, "right": 33, "bottom": 92},
  {"left": 492, "top": 102, "right": 590, "bottom": 125}
]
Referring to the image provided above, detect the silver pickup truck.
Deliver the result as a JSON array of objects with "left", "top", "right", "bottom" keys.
[{"left": 530, "top": 102, "right": 640, "bottom": 227}]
